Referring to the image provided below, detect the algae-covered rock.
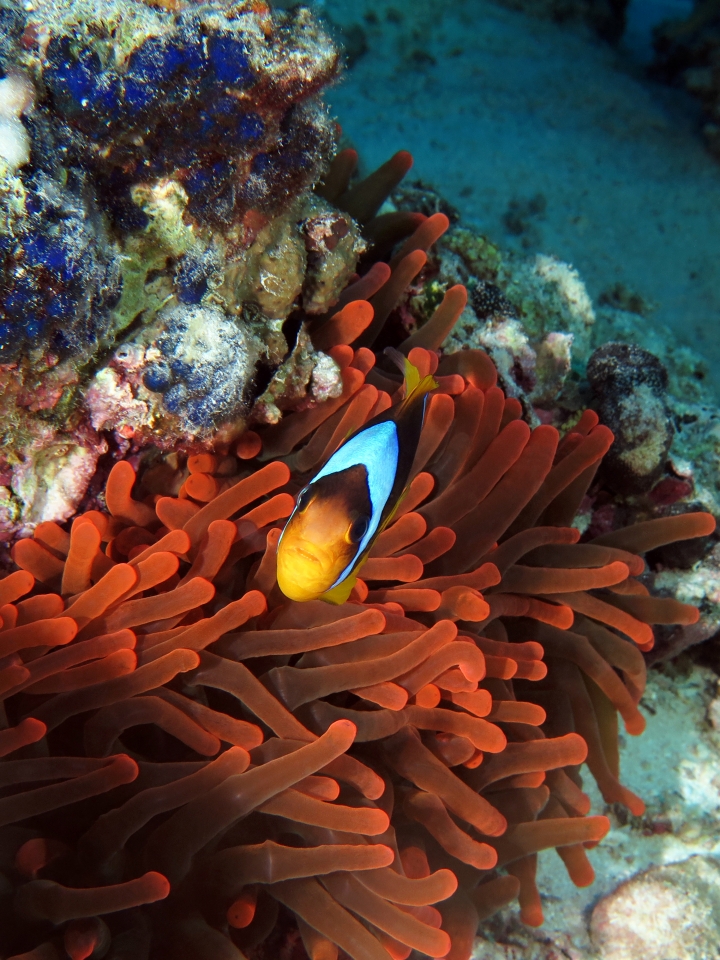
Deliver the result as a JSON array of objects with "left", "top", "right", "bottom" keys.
[
  {"left": 0, "top": 0, "right": 361, "bottom": 536},
  {"left": 87, "top": 303, "right": 265, "bottom": 442},
  {"left": 413, "top": 221, "right": 595, "bottom": 413},
  {"left": 587, "top": 342, "right": 673, "bottom": 495}
]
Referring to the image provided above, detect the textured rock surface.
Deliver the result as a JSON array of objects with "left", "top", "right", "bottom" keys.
[
  {"left": 419, "top": 227, "right": 594, "bottom": 415},
  {"left": 0, "top": 0, "right": 359, "bottom": 538},
  {"left": 590, "top": 856, "right": 720, "bottom": 960},
  {"left": 587, "top": 342, "right": 673, "bottom": 495}
]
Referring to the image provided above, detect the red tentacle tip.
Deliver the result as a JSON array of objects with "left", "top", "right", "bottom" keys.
[{"left": 15, "top": 838, "right": 70, "bottom": 879}]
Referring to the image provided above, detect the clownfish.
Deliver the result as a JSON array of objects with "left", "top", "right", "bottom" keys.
[{"left": 276, "top": 353, "right": 437, "bottom": 604}]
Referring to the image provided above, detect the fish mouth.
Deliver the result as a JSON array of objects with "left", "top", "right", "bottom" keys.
[
  {"left": 285, "top": 539, "right": 336, "bottom": 572},
  {"left": 292, "top": 545, "right": 323, "bottom": 565},
  {"left": 277, "top": 540, "right": 337, "bottom": 602},
  {"left": 281, "top": 541, "right": 333, "bottom": 582}
]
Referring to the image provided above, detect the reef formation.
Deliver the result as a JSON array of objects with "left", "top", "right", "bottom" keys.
[{"left": 0, "top": 0, "right": 364, "bottom": 539}]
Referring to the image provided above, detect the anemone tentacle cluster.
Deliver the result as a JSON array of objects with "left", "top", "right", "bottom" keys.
[
  {"left": 0, "top": 289, "right": 712, "bottom": 957},
  {"left": 0, "top": 5, "right": 715, "bottom": 957}
]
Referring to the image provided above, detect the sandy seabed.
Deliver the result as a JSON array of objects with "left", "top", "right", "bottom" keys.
[{"left": 323, "top": 0, "right": 720, "bottom": 392}]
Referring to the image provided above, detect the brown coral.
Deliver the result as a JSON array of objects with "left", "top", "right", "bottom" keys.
[{"left": 0, "top": 157, "right": 714, "bottom": 960}]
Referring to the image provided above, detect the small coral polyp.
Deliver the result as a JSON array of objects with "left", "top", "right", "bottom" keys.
[{"left": 0, "top": 315, "right": 713, "bottom": 958}]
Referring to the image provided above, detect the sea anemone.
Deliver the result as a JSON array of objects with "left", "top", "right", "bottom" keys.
[{"left": 0, "top": 154, "right": 714, "bottom": 960}]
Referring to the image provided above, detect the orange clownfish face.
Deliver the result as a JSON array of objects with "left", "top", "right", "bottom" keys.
[{"left": 276, "top": 465, "right": 372, "bottom": 602}]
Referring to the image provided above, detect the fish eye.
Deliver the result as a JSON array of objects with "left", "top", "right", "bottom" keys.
[
  {"left": 296, "top": 486, "right": 312, "bottom": 511},
  {"left": 349, "top": 515, "right": 370, "bottom": 543}
]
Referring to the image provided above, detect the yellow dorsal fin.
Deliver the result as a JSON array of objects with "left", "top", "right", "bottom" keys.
[
  {"left": 383, "top": 347, "right": 438, "bottom": 408},
  {"left": 402, "top": 357, "right": 438, "bottom": 409},
  {"left": 404, "top": 356, "right": 422, "bottom": 397}
]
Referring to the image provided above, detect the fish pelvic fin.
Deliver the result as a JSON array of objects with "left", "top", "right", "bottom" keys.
[{"left": 320, "top": 573, "right": 357, "bottom": 605}]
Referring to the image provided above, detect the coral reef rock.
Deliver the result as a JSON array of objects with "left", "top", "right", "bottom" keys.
[
  {"left": 426, "top": 215, "right": 701, "bottom": 424},
  {"left": 590, "top": 856, "right": 720, "bottom": 960},
  {"left": 0, "top": 0, "right": 363, "bottom": 539},
  {"left": 416, "top": 220, "right": 596, "bottom": 416},
  {"left": 587, "top": 342, "right": 673, "bottom": 495}
]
